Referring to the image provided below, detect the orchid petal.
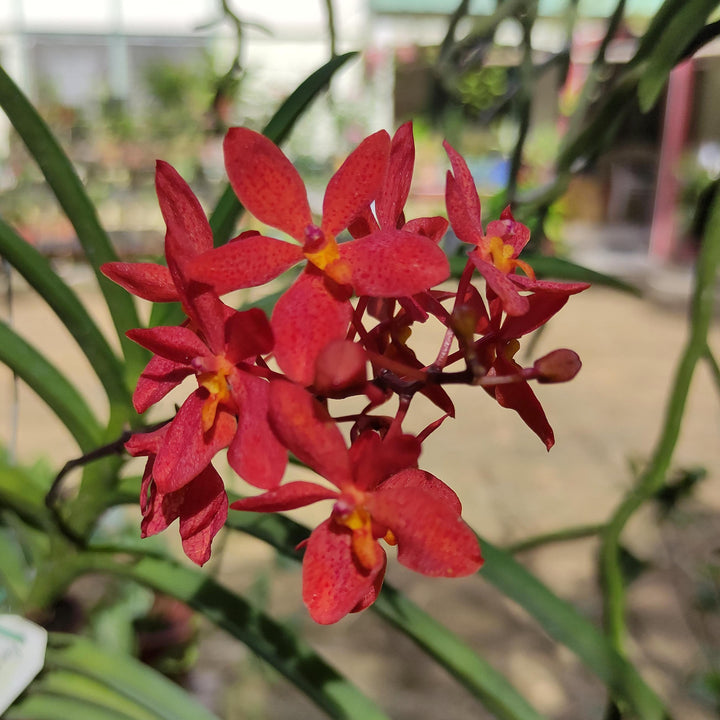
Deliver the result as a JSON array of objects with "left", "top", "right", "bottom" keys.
[
  {"left": 302, "top": 519, "right": 385, "bottom": 624},
  {"left": 322, "top": 130, "right": 391, "bottom": 237},
  {"left": 500, "top": 293, "right": 570, "bottom": 339},
  {"left": 223, "top": 307, "right": 274, "bottom": 363},
  {"left": 341, "top": 229, "right": 450, "bottom": 297},
  {"left": 133, "top": 355, "right": 194, "bottom": 413},
  {"left": 376, "top": 121, "right": 414, "bottom": 229},
  {"left": 469, "top": 252, "right": 530, "bottom": 317},
  {"left": 349, "top": 432, "right": 421, "bottom": 491},
  {"left": 369, "top": 484, "right": 482, "bottom": 576},
  {"left": 510, "top": 274, "right": 591, "bottom": 295},
  {"left": 101, "top": 262, "right": 179, "bottom": 302},
  {"left": 227, "top": 372, "right": 287, "bottom": 489},
  {"left": 378, "top": 468, "right": 462, "bottom": 514},
  {"left": 268, "top": 380, "right": 352, "bottom": 486},
  {"left": 189, "top": 235, "right": 303, "bottom": 295},
  {"left": 153, "top": 391, "right": 237, "bottom": 492},
  {"left": 224, "top": 127, "right": 312, "bottom": 239},
  {"left": 230, "top": 481, "right": 337, "bottom": 513},
  {"left": 403, "top": 215, "right": 449, "bottom": 243},
  {"left": 155, "top": 160, "right": 213, "bottom": 271},
  {"left": 126, "top": 326, "right": 210, "bottom": 364},
  {"left": 444, "top": 140, "right": 483, "bottom": 232},
  {"left": 271, "top": 269, "right": 352, "bottom": 386}
]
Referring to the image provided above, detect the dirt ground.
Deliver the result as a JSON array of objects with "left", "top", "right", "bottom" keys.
[{"left": 1, "top": 264, "right": 720, "bottom": 719}]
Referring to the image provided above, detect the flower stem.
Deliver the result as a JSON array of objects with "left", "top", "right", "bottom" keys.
[{"left": 599, "top": 193, "right": 720, "bottom": 656}]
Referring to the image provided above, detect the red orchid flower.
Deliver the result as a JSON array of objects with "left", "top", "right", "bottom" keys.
[
  {"left": 190, "top": 128, "right": 450, "bottom": 385},
  {"left": 126, "top": 304, "right": 287, "bottom": 491},
  {"left": 126, "top": 426, "right": 228, "bottom": 566},
  {"left": 230, "top": 381, "right": 482, "bottom": 624},
  {"left": 102, "top": 161, "right": 286, "bottom": 490},
  {"left": 444, "top": 141, "right": 588, "bottom": 316}
]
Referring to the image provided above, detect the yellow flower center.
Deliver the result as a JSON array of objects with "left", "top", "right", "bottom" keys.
[
  {"left": 335, "top": 505, "right": 380, "bottom": 571},
  {"left": 303, "top": 225, "right": 352, "bottom": 285},
  {"left": 197, "top": 359, "right": 233, "bottom": 432}
]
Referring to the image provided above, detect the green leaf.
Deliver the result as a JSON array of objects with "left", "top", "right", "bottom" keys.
[
  {"left": 33, "top": 670, "right": 159, "bottom": 720},
  {"left": 478, "top": 538, "right": 669, "bottom": 719},
  {"left": 0, "top": 216, "right": 133, "bottom": 415},
  {"left": 43, "top": 633, "right": 222, "bottom": 720},
  {"left": 0, "top": 63, "right": 145, "bottom": 375},
  {"left": 636, "top": 0, "right": 719, "bottom": 111},
  {"left": 209, "top": 51, "right": 357, "bottom": 246},
  {"left": 372, "top": 586, "right": 548, "bottom": 720},
  {"left": 6, "top": 692, "right": 141, "bottom": 720},
  {"left": 91, "top": 552, "right": 390, "bottom": 720},
  {"left": 0, "top": 319, "right": 102, "bottom": 452},
  {"left": 0, "top": 463, "right": 49, "bottom": 529}
]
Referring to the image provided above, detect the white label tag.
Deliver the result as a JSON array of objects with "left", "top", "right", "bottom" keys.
[{"left": 0, "top": 615, "right": 47, "bottom": 714}]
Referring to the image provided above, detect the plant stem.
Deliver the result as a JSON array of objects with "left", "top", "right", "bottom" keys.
[
  {"left": 507, "top": 523, "right": 605, "bottom": 554},
  {"left": 599, "top": 193, "right": 720, "bottom": 656}
]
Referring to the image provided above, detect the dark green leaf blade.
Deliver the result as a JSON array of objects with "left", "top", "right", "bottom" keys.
[
  {"left": 0, "top": 319, "right": 102, "bottom": 451},
  {"left": 0, "top": 216, "right": 133, "bottom": 414},
  {"left": 0, "top": 63, "right": 145, "bottom": 374}
]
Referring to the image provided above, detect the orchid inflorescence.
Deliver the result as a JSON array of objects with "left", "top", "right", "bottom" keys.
[{"left": 101, "top": 122, "right": 589, "bottom": 624}]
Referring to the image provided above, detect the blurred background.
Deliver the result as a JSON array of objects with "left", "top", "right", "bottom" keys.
[{"left": 1, "top": 1, "right": 720, "bottom": 719}]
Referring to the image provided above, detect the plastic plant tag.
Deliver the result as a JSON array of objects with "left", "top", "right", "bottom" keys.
[{"left": 0, "top": 615, "right": 47, "bottom": 714}]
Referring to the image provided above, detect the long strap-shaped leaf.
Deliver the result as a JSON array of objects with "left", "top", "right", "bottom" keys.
[
  {"left": 83, "top": 551, "right": 390, "bottom": 720},
  {"left": 0, "top": 319, "right": 102, "bottom": 452},
  {"left": 0, "top": 63, "right": 145, "bottom": 376},
  {"left": 224, "top": 509, "right": 669, "bottom": 719},
  {"left": 35, "top": 633, "right": 223, "bottom": 720},
  {"left": 5, "top": 693, "right": 140, "bottom": 720},
  {"left": 0, "top": 216, "right": 133, "bottom": 416}
]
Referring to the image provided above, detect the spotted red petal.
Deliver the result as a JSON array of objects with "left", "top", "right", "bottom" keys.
[
  {"left": 378, "top": 468, "right": 462, "bottom": 514},
  {"left": 268, "top": 380, "right": 352, "bottom": 487},
  {"left": 226, "top": 372, "right": 287, "bottom": 489},
  {"left": 469, "top": 252, "right": 530, "bottom": 317},
  {"left": 444, "top": 140, "right": 483, "bottom": 235},
  {"left": 155, "top": 160, "right": 213, "bottom": 271},
  {"left": 101, "top": 262, "right": 178, "bottom": 302},
  {"left": 403, "top": 215, "right": 449, "bottom": 243},
  {"left": 492, "top": 355, "right": 554, "bottom": 450},
  {"left": 302, "top": 519, "right": 386, "bottom": 624},
  {"left": 153, "top": 391, "right": 237, "bottom": 492},
  {"left": 271, "top": 269, "right": 352, "bottom": 386},
  {"left": 340, "top": 229, "right": 450, "bottom": 297},
  {"left": 189, "top": 235, "right": 303, "bottom": 295},
  {"left": 224, "top": 127, "right": 312, "bottom": 239},
  {"left": 369, "top": 484, "right": 482, "bottom": 576},
  {"left": 223, "top": 307, "right": 274, "bottom": 364},
  {"left": 322, "top": 130, "right": 391, "bottom": 238},
  {"left": 133, "top": 355, "right": 194, "bottom": 413},
  {"left": 126, "top": 326, "right": 210, "bottom": 365},
  {"left": 230, "top": 481, "right": 337, "bottom": 513},
  {"left": 375, "top": 121, "right": 414, "bottom": 229},
  {"left": 509, "top": 274, "right": 591, "bottom": 295},
  {"left": 499, "top": 293, "right": 570, "bottom": 339},
  {"left": 349, "top": 431, "right": 421, "bottom": 491}
]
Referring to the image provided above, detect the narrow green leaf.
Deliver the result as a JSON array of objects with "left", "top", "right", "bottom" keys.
[
  {"left": 478, "top": 537, "right": 669, "bottom": 719},
  {"left": 209, "top": 51, "right": 357, "bottom": 246},
  {"left": 0, "top": 63, "right": 145, "bottom": 374},
  {"left": 34, "top": 670, "right": 159, "bottom": 720},
  {"left": 636, "top": 0, "right": 719, "bottom": 111},
  {"left": 0, "top": 216, "right": 133, "bottom": 414},
  {"left": 90, "top": 551, "right": 390, "bottom": 720},
  {"left": 0, "top": 319, "right": 102, "bottom": 451},
  {"left": 5, "top": 692, "right": 140, "bottom": 720},
  {"left": 0, "top": 464, "right": 49, "bottom": 529},
  {"left": 372, "top": 586, "right": 548, "bottom": 720},
  {"left": 0, "top": 526, "right": 32, "bottom": 608},
  {"left": 44, "top": 634, "right": 222, "bottom": 720}
]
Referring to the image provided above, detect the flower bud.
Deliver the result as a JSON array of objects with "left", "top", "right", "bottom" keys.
[{"left": 534, "top": 349, "right": 581, "bottom": 383}]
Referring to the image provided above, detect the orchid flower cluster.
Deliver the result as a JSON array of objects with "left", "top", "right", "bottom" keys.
[{"left": 101, "top": 123, "right": 589, "bottom": 624}]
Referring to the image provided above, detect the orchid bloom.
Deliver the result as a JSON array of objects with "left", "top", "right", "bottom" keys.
[
  {"left": 126, "top": 425, "right": 228, "bottom": 566},
  {"left": 102, "top": 161, "right": 286, "bottom": 490},
  {"left": 230, "top": 381, "right": 482, "bottom": 624},
  {"left": 444, "top": 141, "right": 588, "bottom": 316},
  {"left": 189, "top": 128, "right": 450, "bottom": 384}
]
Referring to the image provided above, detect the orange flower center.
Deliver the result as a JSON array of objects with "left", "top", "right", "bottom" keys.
[
  {"left": 485, "top": 235, "right": 535, "bottom": 279},
  {"left": 334, "top": 499, "right": 380, "bottom": 571},
  {"left": 196, "top": 357, "right": 234, "bottom": 432},
  {"left": 303, "top": 224, "right": 352, "bottom": 285}
]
